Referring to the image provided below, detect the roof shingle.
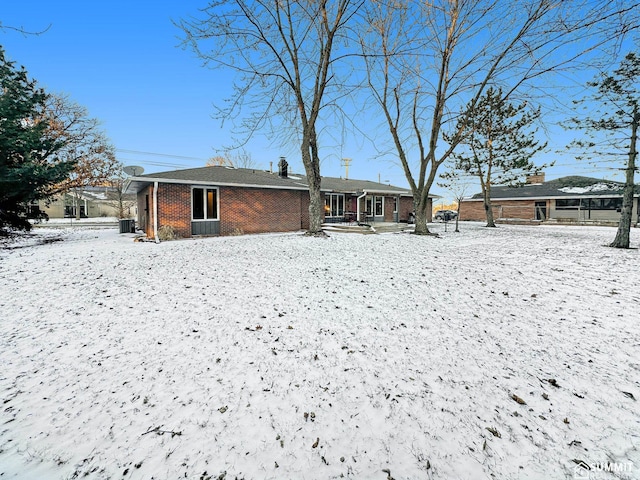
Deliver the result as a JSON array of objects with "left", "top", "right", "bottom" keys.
[{"left": 126, "top": 165, "right": 415, "bottom": 195}]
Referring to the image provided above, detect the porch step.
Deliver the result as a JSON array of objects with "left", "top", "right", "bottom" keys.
[
  {"left": 371, "top": 223, "right": 412, "bottom": 234},
  {"left": 322, "top": 223, "right": 375, "bottom": 234},
  {"left": 322, "top": 222, "right": 411, "bottom": 234}
]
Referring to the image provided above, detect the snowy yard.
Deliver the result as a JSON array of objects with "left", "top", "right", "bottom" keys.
[{"left": 0, "top": 223, "right": 639, "bottom": 480}]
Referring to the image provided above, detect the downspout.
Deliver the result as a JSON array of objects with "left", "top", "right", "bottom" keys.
[
  {"left": 153, "top": 182, "right": 159, "bottom": 243},
  {"left": 357, "top": 190, "right": 367, "bottom": 223}
]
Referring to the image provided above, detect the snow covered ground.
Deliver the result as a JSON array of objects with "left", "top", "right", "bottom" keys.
[{"left": 0, "top": 223, "right": 639, "bottom": 480}]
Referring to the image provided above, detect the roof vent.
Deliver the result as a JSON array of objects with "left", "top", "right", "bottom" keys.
[{"left": 278, "top": 157, "right": 288, "bottom": 178}]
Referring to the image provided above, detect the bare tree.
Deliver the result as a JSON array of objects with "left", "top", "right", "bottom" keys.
[
  {"left": 206, "top": 156, "right": 229, "bottom": 167},
  {"left": 45, "top": 94, "right": 120, "bottom": 218},
  {"left": 206, "top": 149, "right": 258, "bottom": 169},
  {"left": 178, "top": 0, "right": 364, "bottom": 234},
  {"left": 438, "top": 168, "right": 470, "bottom": 233},
  {"left": 360, "top": 0, "right": 639, "bottom": 235},
  {"left": 106, "top": 174, "right": 137, "bottom": 219}
]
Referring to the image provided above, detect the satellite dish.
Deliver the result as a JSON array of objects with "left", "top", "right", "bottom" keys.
[{"left": 123, "top": 165, "right": 144, "bottom": 176}]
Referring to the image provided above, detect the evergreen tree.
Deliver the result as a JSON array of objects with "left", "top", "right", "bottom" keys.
[
  {"left": 445, "top": 87, "right": 547, "bottom": 227},
  {"left": 0, "top": 47, "right": 75, "bottom": 231},
  {"left": 568, "top": 52, "right": 639, "bottom": 249}
]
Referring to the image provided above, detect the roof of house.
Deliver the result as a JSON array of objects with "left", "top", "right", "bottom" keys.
[
  {"left": 466, "top": 176, "right": 640, "bottom": 201},
  {"left": 62, "top": 186, "right": 136, "bottom": 202},
  {"left": 125, "top": 165, "right": 421, "bottom": 196}
]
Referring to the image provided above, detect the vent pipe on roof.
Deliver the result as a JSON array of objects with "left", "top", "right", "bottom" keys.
[{"left": 278, "top": 157, "right": 288, "bottom": 178}]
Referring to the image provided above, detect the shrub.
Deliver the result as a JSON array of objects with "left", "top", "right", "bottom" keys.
[{"left": 158, "top": 225, "right": 177, "bottom": 241}]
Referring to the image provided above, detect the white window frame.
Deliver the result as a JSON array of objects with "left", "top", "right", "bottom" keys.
[
  {"left": 374, "top": 196, "right": 384, "bottom": 216},
  {"left": 325, "top": 193, "right": 345, "bottom": 217}
]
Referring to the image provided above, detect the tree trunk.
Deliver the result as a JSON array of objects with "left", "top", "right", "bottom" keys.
[
  {"left": 301, "top": 138, "right": 324, "bottom": 235},
  {"left": 484, "top": 188, "right": 496, "bottom": 227},
  {"left": 307, "top": 185, "right": 323, "bottom": 234},
  {"left": 413, "top": 193, "right": 433, "bottom": 235},
  {"left": 609, "top": 107, "right": 637, "bottom": 249},
  {"left": 74, "top": 190, "right": 81, "bottom": 220}
]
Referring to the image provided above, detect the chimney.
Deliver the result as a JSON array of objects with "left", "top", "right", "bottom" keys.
[
  {"left": 278, "top": 157, "right": 288, "bottom": 178},
  {"left": 526, "top": 172, "right": 545, "bottom": 184}
]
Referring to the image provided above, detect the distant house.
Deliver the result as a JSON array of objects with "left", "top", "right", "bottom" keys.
[
  {"left": 459, "top": 174, "right": 640, "bottom": 225},
  {"left": 28, "top": 186, "right": 137, "bottom": 219},
  {"left": 124, "top": 161, "right": 424, "bottom": 239}
]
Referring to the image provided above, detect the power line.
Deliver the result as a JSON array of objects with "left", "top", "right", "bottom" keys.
[{"left": 115, "top": 149, "right": 208, "bottom": 162}]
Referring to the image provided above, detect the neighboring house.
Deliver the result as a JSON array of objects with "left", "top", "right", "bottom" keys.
[
  {"left": 459, "top": 173, "right": 640, "bottom": 225},
  {"left": 124, "top": 160, "right": 424, "bottom": 239},
  {"left": 28, "top": 186, "right": 137, "bottom": 219}
]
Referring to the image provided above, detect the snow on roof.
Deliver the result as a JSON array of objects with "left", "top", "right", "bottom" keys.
[{"left": 558, "top": 183, "right": 621, "bottom": 194}]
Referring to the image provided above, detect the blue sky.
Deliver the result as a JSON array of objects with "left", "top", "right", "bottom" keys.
[
  {"left": 2, "top": 1, "right": 407, "bottom": 186},
  {"left": 1, "top": 1, "right": 634, "bottom": 203}
]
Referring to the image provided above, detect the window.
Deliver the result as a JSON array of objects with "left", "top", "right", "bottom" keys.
[
  {"left": 555, "top": 199, "right": 580, "bottom": 209},
  {"left": 325, "top": 194, "right": 345, "bottom": 217},
  {"left": 192, "top": 187, "right": 218, "bottom": 220},
  {"left": 365, "top": 195, "right": 384, "bottom": 216},
  {"left": 598, "top": 198, "right": 623, "bottom": 210},
  {"left": 26, "top": 202, "right": 41, "bottom": 219},
  {"left": 64, "top": 205, "right": 86, "bottom": 218},
  {"left": 557, "top": 197, "right": 623, "bottom": 211},
  {"left": 393, "top": 197, "right": 398, "bottom": 213},
  {"left": 375, "top": 196, "right": 384, "bottom": 216},
  {"left": 579, "top": 198, "right": 623, "bottom": 210}
]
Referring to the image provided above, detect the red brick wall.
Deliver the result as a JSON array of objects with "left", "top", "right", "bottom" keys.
[
  {"left": 460, "top": 199, "right": 535, "bottom": 221},
  {"left": 300, "top": 191, "right": 310, "bottom": 230},
  {"left": 383, "top": 196, "right": 395, "bottom": 221},
  {"left": 152, "top": 184, "right": 191, "bottom": 238},
  {"left": 137, "top": 183, "right": 192, "bottom": 238},
  {"left": 141, "top": 183, "right": 424, "bottom": 238},
  {"left": 399, "top": 196, "right": 416, "bottom": 222},
  {"left": 394, "top": 196, "right": 432, "bottom": 222},
  {"left": 220, "top": 186, "right": 306, "bottom": 235}
]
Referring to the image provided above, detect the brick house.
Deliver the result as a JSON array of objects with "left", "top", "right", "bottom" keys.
[
  {"left": 459, "top": 174, "right": 640, "bottom": 225},
  {"left": 124, "top": 161, "right": 418, "bottom": 239}
]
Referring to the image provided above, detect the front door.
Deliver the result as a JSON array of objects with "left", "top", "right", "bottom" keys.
[
  {"left": 535, "top": 201, "right": 547, "bottom": 221},
  {"left": 365, "top": 195, "right": 385, "bottom": 222}
]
